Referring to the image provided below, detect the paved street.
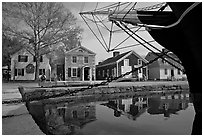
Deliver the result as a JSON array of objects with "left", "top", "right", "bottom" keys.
[
  {"left": 2, "top": 82, "right": 38, "bottom": 101},
  {"left": 2, "top": 82, "right": 43, "bottom": 135},
  {"left": 2, "top": 81, "right": 189, "bottom": 101}
]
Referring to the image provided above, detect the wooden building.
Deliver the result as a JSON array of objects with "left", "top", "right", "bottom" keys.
[
  {"left": 96, "top": 50, "right": 148, "bottom": 80},
  {"left": 65, "top": 45, "right": 96, "bottom": 81},
  {"left": 145, "top": 50, "right": 187, "bottom": 80},
  {"left": 10, "top": 48, "right": 51, "bottom": 80}
]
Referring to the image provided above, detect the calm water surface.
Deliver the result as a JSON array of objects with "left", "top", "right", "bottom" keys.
[{"left": 28, "top": 92, "right": 195, "bottom": 135}]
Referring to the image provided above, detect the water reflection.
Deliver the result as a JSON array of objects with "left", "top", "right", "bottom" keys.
[
  {"left": 102, "top": 93, "right": 190, "bottom": 120},
  {"left": 44, "top": 103, "right": 96, "bottom": 134},
  {"left": 27, "top": 92, "right": 192, "bottom": 135},
  {"left": 102, "top": 97, "right": 148, "bottom": 120},
  {"left": 148, "top": 94, "right": 190, "bottom": 118}
]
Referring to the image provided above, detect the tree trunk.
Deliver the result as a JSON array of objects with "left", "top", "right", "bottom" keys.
[
  {"left": 34, "top": 53, "right": 40, "bottom": 81},
  {"left": 7, "top": 64, "right": 10, "bottom": 81}
]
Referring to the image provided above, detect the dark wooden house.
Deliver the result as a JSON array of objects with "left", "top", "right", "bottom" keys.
[{"left": 96, "top": 50, "right": 148, "bottom": 80}]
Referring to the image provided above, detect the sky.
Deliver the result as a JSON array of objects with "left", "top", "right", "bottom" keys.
[{"left": 62, "top": 2, "right": 166, "bottom": 63}]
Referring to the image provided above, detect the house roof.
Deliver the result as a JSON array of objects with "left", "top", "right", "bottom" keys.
[
  {"left": 97, "top": 50, "right": 148, "bottom": 67},
  {"left": 66, "top": 45, "right": 96, "bottom": 55},
  {"left": 145, "top": 52, "right": 180, "bottom": 62},
  {"left": 145, "top": 52, "right": 183, "bottom": 68},
  {"left": 97, "top": 51, "right": 131, "bottom": 67},
  {"left": 11, "top": 46, "right": 51, "bottom": 57}
]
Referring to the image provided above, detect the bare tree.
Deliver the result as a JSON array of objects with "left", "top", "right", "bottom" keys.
[{"left": 2, "top": 2, "right": 83, "bottom": 80}]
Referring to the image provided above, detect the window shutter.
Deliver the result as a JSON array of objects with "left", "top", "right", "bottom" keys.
[
  {"left": 40, "top": 56, "right": 43, "bottom": 62},
  {"left": 33, "top": 56, "right": 36, "bottom": 62},
  {"left": 68, "top": 68, "right": 71, "bottom": 77},
  {"left": 15, "top": 69, "right": 17, "bottom": 76},
  {"left": 26, "top": 56, "right": 28, "bottom": 62},
  {"left": 77, "top": 68, "right": 80, "bottom": 77},
  {"left": 18, "top": 55, "right": 20, "bottom": 62},
  {"left": 22, "top": 69, "right": 24, "bottom": 76}
]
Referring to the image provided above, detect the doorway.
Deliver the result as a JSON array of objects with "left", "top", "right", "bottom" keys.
[
  {"left": 171, "top": 69, "right": 174, "bottom": 77},
  {"left": 57, "top": 64, "right": 65, "bottom": 81},
  {"left": 84, "top": 67, "right": 90, "bottom": 81}
]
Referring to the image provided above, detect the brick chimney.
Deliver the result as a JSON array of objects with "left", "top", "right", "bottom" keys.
[{"left": 113, "top": 51, "right": 120, "bottom": 57}]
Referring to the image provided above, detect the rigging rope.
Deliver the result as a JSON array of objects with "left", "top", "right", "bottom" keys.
[
  {"left": 80, "top": 2, "right": 185, "bottom": 72},
  {"left": 114, "top": 21, "right": 184, "bottom": 73},
  {"left": 111, "top": 26, "right": 142, "bottom": 51},
  {"left": 113, "top": 40, "right": 155, "bottom": 51},
  {"left": 92, "top": 14, "right": 109, "bottom": 50},
  {"left": 81, "top": 14, "right": 108, "bottom": 52},
  {"left": 120, "top": 22, "right": 183, "bottom": 67}
]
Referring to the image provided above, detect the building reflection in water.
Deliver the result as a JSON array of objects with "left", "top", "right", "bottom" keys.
[
  {"left": 27, "top": 92, "right": 190, "bottom": 135},
  {"left": 44, "top": 103, "right": 96, "bottom": 135},
  {"left": 102, "top": 93, "right": 190, "bottom": 120},
  {"left": 147, "top": 93, "right": 190, "bottom": 118},
  {"left": 102, "top": 97, "right": 148, "bottom": 120}
]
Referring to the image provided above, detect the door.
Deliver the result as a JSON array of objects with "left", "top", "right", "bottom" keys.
[
  {"left": 171, "top": 69, "right": 174, "bottom": 77},
  {"left": 84, "top": 67, "right": 90, "bottom": 81},
  {"left": 57, "top": 64, "right": 65, "bottom": 81}
]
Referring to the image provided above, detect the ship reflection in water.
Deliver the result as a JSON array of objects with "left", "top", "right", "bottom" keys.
[{"left": 27, "top": 92, "right": 194, "bottom": 135}]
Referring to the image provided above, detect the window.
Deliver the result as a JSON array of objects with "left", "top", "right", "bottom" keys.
[
  {"left": 39, "top": 69, "right": 45, "bottom": 75},
  {"left": 85, "top": 111, "right": 89, "bottom": 118},
  {"left": 72, "top": 56, "right": 77, "bottom": 63},
  {"left": 84, "top": 57, "right": 88, "bottom": 63},
  {"left": 18, "top": 55, "right": 28, "bottom": 62},
  {"left": 98, "top": 70, "right": 100, "bottom": 76},
  {"left": 124, "top": 59, "right": 129, "bottom": 66},
  {"left": 72, "top": 68, "right": 77, "bottom": 77},
  {"left": 33, "top": 56, "right": 43, "bottom": 62},
  {"left": 164, "top": 69, "right": 168, "bottom": 75},
  {"left": 40, "top": 56, "right": 43, "bottom": 62},
  {"left": 78, "top": 49, "right": 83, "bottom": 52},
  {"left": 102, "top": 70, "right": 105, "bottom": 77},
  {"left": 68, "top": 68, "right": 71, "bottom": 77},
  {"left": 177, "top": 69, "right": 181, "bottom": 75},
  {"left": 33, "top": 56, "right": 36, "bottom": 62},
  {"left": 17, "top": 69, "right": 24, "bottom": 76},
  {"left": 72, "top": 110, "right": 78, "bottom": 118},
  {"left": 107, "top": 69, "right": 109, "bottom": 77},
  {"left": 138, "top": 59, "right": 142, "bottom": 65}
]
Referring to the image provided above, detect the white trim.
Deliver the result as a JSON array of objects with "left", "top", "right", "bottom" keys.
[
  {"left": 117, "top": 50, "right": 148, "bottom": 64},
  {"left": 66, "top": 46, "right": 96, "bottom": 55},
  {"left": 72, "top": 56, "right": 77, "bottom": 64},
  {"left": 124, "top": 59, "right": 129, "bottom": 66},
  {"left": 116, "top": 62, "right": 118, "bottom": 77},
  {"left": 71, "top": 67, "right": 77, "bottom": 77},
  {"left": 96, "top": 62, "right": 116, "bottom": 68}
]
